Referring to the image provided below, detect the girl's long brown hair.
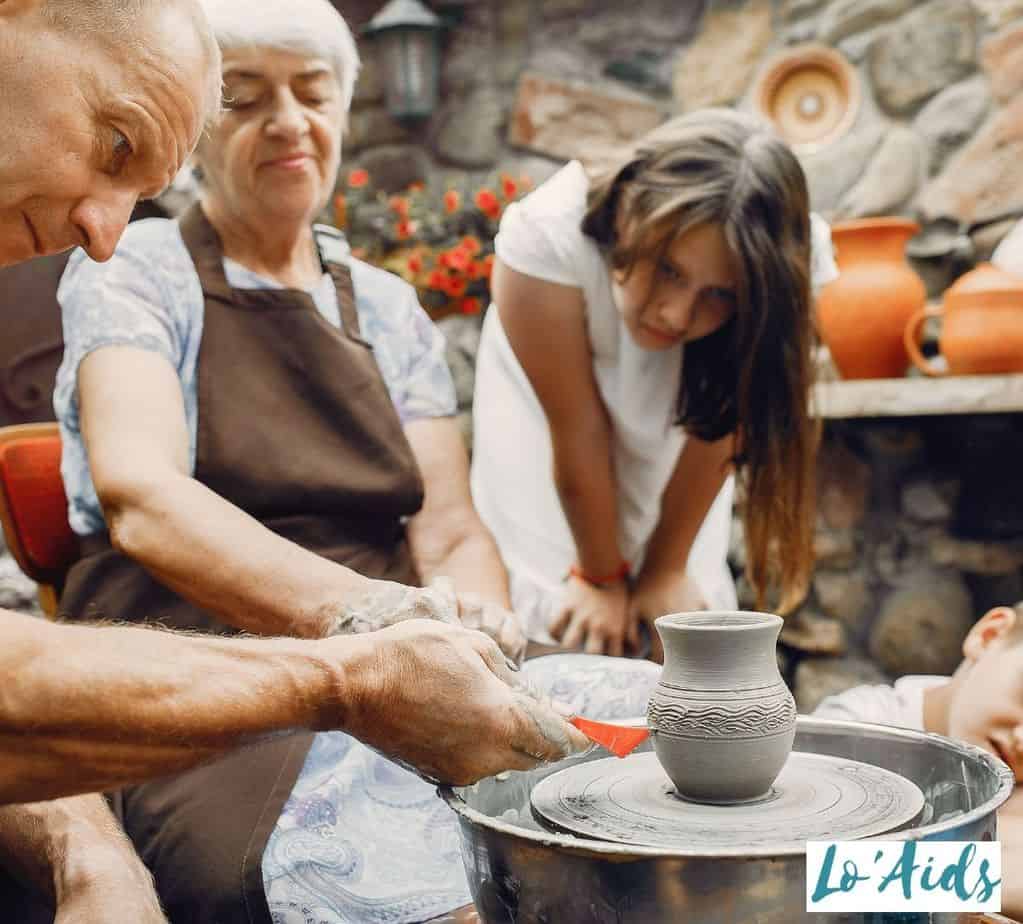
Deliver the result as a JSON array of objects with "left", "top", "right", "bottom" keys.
[{"left": 582, "top": 108, "right": 818, "bottom": 613}]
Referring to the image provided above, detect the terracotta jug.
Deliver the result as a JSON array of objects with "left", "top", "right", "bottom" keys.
[
  {"left": 816, "top": 218, "right": 926, "bottom": 379},
  {"left": 647, "top": 611, "right": 796, "bottom": 804},
  {"left": 904, "top": 263, "right": 1023, "bottom": 376}
]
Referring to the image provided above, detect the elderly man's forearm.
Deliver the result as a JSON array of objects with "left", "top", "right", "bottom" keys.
[
  {"left": 0, "top": 611, "right": 350, "bottom": 802},
  {"left": 0, "top": 794, "right": 136, "bottom": 901}
]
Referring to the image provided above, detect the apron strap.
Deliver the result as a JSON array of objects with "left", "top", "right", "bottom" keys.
[
  {"left": 179, "top": 203, "right": 235, "bottom": 304},
  {"left": 314, "top": 225, "right": 362, "bottom": 339}
]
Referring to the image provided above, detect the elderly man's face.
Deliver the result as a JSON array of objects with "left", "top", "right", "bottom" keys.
[{"left": 0, "top": 2, "right": 211, "bottom": 267}]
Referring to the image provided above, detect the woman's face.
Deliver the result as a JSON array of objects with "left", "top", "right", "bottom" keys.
[
  {"left": 198, "top": 46, "right": 343, "bottom": 228},
  {"left": 612, "top": 222, "right": 738, "bottom": 351}
]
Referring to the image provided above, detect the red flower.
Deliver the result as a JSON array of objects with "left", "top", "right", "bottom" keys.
[
  {"left": 466, "top": 260, "right": 482, "bottom": 281},
  {"left": 459, "top": 235, "right": 482, "bottom": 255},
  {"left": 444, "top": 275, "right": 468, "bottom": 298},
  {"left": 427, "top": 269, "right": 447, "bottom": 290},
  {"left": 389, "top": 195, "right": 410, "bottom": 218},
  {"left": 444, "top": 189, "right": 461, "bottom": 213},
  {"left": 475, "top": 187, "right": 499, "bottom": 215},
  {"left": 481, "top": 254, "right": 495, "bottom": 278},
  {"left": 406, "top": 253, "right": 423, "bottom": 274},
  {"left": 347, "top": 168, "right": 369, "bottom": 188},
  {"left": 409, "top": 181, "right": 426, "bottom": 192},
  {"left": 500, "top": 174, "right": 517, "bottom": 199},
  {"left": 460, "top": 297, "right": 482, "bottom": 315},
  {"left": 446, "top": 248, "right": 471, "bottom": 272},
  {"left": 395, "top": 219, "right": 417, "bottom": 240}
]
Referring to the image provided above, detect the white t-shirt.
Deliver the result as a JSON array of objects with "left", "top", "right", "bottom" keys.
[
  {"left": 470, "top": 162, "right": 837, "bottom": 641},
  {"left": 812, "top": 675, "right": 947, "bottom": 731}
]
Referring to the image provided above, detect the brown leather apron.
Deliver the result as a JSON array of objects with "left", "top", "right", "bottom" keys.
[{"left": 59, "top": 203, "right": 425, "bottom": 924}]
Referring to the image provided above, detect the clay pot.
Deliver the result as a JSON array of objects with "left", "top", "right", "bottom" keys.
[
  {"left": 647, "top": 611, "right": 796, "bottom": 804},
  {"left": 816, "top": 218, "right": 927, "bottom": 379},
  {"left": 904, "top": 263, "right": 1023, "bottom": 376}
]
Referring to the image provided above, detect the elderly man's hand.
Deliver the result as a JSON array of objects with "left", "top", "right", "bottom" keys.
[
  {"left": 328, "top": 577, "right": 527, "bottom": 664},
  {"left": 333, "top": 619, "right": 589, "bottom": 786}
]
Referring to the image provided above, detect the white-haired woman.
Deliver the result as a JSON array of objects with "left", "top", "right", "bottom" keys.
[{"left": 52, "top": 1, "right": 598, "bottom": 922}]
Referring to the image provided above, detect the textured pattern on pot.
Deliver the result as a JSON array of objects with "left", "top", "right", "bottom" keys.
[
  {"left": 648, "top": 611, "right": 796, "bottom": 805},
  {"left": 647, "top": 684, "right": 796, "bottom": 738}
]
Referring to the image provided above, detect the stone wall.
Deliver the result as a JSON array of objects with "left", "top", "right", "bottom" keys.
[
  {"left": 754, "top": 415, "right": 1023, "bottom": 711},
  {"left": 349, "top": 0, "right": 1023, "bottom": 248}
]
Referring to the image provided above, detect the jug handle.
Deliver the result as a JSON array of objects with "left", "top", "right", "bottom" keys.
[{"left": 904, "top": 305, "right": 946, "bottom": 376}]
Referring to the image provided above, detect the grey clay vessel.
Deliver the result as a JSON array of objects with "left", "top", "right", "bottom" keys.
[{"left": 647, "top": 611, "right": 796, "bottom": 803}]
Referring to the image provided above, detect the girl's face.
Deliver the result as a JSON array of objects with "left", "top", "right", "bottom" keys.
[{"left": 612, "top": 222, "right": 738, "bottom": 351}]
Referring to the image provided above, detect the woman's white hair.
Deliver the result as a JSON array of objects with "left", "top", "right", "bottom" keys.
[{"left": 200, "top": 0, "right": 361, "bottom": 116}]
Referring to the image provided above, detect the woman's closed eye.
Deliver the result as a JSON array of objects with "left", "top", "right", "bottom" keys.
[{"left": 224, "top": 92, "right": 260, "bottom": 111}]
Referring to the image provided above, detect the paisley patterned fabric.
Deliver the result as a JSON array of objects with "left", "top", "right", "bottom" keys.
[{"left": 265, "top": 654, "right": 660, "bottom": 923}]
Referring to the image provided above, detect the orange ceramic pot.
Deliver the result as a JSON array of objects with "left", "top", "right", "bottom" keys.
[
  {"left": 904, "top": 263, "right": 1023, "bottom": 376},
  {"left": 816, "top": 218, "right": 926, "bottom": 379}
]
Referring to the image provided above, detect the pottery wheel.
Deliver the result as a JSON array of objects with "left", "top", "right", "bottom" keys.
[{"left": 530, "top": 752, "right": 924, "bottom": 851}]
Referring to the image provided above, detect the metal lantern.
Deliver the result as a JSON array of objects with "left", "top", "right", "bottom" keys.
[{"left": 363, "top": 0, "right": 443, "bottom": 121}]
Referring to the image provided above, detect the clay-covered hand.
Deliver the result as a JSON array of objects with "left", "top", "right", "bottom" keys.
[
  {"left": 628, "top": 569, "right": 707, "bottom": 662},
  {"left": 327, "top": 578, "right": 461, "bottom": 635},
  {"left": 430, "top": 576, "right": 528, "bottom": 665},
  {"left": 336, "top": 618, "right": 590, "bottom": 785},
  {"left": 549, "top": 575, "right": 630, "bottom": 656},
  {"left": 326, "top": 577, "right": 527, "bottom": 663},
  {"left": 53, "top": 840, "right": 166, "bottom": 924}
]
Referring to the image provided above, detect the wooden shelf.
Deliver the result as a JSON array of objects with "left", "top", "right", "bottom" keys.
[{"left": 812, "top": 374, "right": 1023, "bottom": 419}]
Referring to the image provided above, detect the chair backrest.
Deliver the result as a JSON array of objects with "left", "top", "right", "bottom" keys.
[{"left": 0, "top": 423, "right": 78, "bottom": 600}]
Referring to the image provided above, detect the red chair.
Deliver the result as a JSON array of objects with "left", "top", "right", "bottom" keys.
[{"left": 0, "top": 423, "right": 78, "bottom": 615}]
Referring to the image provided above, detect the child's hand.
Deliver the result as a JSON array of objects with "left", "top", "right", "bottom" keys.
[
  {"left": 550, "top": 576, "right": 630, "bottom": 656},
  {"left": 628, "top": 569, "right": 707, "bottom": 662}
]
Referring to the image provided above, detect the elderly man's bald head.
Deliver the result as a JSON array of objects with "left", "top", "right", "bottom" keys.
[
  {"left": 41, "top": 0, "right": 222, "bottom": 131},
  {"left": 0, "top": 0, "right": 221, "bottom": 267}
]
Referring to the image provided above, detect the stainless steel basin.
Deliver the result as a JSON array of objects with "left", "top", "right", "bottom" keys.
[{"left": 441, "top": 717, "right": 1014, "bottom": 923}]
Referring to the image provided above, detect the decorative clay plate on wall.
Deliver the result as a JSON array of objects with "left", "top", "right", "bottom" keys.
[{"left": 753, "top": 44, "right": 860, "bottom": 154}]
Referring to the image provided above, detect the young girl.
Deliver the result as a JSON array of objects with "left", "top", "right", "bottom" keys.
[{"left": 470, "top": 108, "right": 837, "bottom": 659}]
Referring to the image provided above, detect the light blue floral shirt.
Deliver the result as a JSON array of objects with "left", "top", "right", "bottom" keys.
[{"left": 54, "top": 217, "right": 456, "bottom": 536}]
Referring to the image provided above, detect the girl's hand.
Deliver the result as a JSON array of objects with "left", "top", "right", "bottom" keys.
[
  {"left": 549, "top": 576, "right": 630, "bottom": 656},
  {"left": 628, "top": 569, "right": 708, "bottom": 662}
]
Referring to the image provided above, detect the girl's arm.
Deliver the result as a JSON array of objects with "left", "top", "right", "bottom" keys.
[
  {"left": 630, "top": 433, "right": 733, "bottom": 659},
  {"left": 493, "top": 259, "right": 630, "bottom": 654}
]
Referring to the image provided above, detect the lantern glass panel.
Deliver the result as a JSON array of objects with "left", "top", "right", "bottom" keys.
[{"left": 381, "top": 30, "right": 438, "bottom": 119}]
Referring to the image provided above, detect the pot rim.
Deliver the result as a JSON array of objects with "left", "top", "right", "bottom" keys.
[
  {"left": 654, "top": 610, "right": 782, "bottom": 632},
  {"left": 945, "top": 290, "right": 1023, "bottom": 306},
  {"left": 439, "top": 717, "right": 1014, "bottom": 860},
  {"left": 830, "top": 217, "right": 922, "bottom": 235}
]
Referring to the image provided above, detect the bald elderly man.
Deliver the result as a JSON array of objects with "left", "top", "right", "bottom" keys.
[{"left": 0, "top": 1, "right": 585, "bottom": 920}]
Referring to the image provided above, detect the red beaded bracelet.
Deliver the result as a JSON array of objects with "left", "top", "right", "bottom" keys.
[{"left": 567, "top": 560, "right": 631, "bottom": 588}]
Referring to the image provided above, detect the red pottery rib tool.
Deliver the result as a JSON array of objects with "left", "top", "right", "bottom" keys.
[{"left": 570, "top": 716, "right": 650, "bottom": 758}]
